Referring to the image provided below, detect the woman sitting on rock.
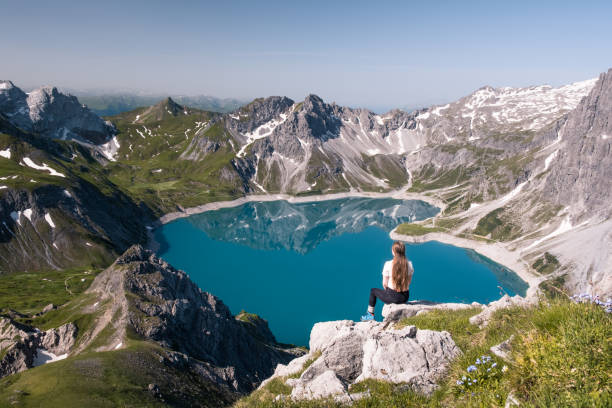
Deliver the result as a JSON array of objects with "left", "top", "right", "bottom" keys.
[{"left": 361, "top": 241, "right": 413, "bottom": 321}]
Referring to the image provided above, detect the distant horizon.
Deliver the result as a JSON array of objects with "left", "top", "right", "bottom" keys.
[
  {"left": 4, "top": 0, "right": 611, "bottom": 113},
  {"left": 10, "top": 70, "right": 604, "bottom": 114}
]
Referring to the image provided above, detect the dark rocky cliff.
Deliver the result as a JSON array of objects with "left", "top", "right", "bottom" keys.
[{"left": 88, "top": 245, "right": 303, "bottom": 393}]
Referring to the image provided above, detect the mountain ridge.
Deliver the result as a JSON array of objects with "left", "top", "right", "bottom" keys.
[
  {"left": 0, "top": 70, "right": 610, "bottom": 407},
  {"left": 0, "top": 71, "right": 609, "bottom": 293}
]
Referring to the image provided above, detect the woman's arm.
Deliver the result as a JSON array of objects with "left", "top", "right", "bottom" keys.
[{"left": 382, "top": 261, "right": 391, "bottom": 289}]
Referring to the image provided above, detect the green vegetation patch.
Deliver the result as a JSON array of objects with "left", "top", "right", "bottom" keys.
[
  {"left": 396, "top": 307, "right": 481, "bottom": 351},
  {"left": 531, "top": 252, "right": 560, "bottom": 275},
  {"left": 0, "top": 342, "right": 233, "bottom": 408},
  {"left": 395, "top": 223, "right": 444, "bottom": 236},
  {"left": 510, "top": 300, "right": 611, "bottom": 406},
  {"left": 473, "top": 207, "right": 521, "bottom": 241},
  {"left": 435, "top": 217, "right": 467, "bottom": 230},
  {"left": 538, "top": 274, "right": 567, "bottom": 299},
  {"left": 409, "top": 165, "right": 472, "bottom": 192},
  {"left": 0, "top": 268, "right": 100, "bottom": 315}
]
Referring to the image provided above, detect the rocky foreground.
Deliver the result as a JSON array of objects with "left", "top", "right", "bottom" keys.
[
  {"left": 1, "top": 243, "right": 606, "bottom": 407},
  {"left": 0, "top": 246, "right": 303, "bottom": 404},
  {"left": 258, "top": 295, "right": 534, "bottom": 404}
]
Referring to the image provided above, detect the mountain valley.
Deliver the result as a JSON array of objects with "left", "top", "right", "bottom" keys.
[{"left": 0, "top": 69, "right": 610, "bottom": 406}]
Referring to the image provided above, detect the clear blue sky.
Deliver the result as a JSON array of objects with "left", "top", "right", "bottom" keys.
[{"left": 2, "top": 0, "right": 611, "bottom": 111}]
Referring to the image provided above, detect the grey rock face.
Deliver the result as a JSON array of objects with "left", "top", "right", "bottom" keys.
[
  {"left": 0, "top": 179, "right": 153, "bottom": 274},
  {"left": 290, "top": 370, "right": 349, "bottom": 401},
  {"left": 543, "top": 68, "right": 612, "bottom": 220},
  {"left": 302, "top": 332, "right": 365, "bottom": 383},
  {"left": 89, "top": 245, "right": 303, "bottom": 393},
  {"left": 227, "top": 78, "right": 595, "bottom": 194},
  {"left": 0, "top": 317, "right": 77, "bottom": 378},
  {"left": 226, "top": 96, "right": 294, "bottom": 136},
  {"left": 296, "top": 94, "right": 342, "bottom": 142},
  {"left": 266, "top": 319, "right": 460, "bottom": 401},
  {"left": 356, "top": 327, "right": 458, "bottom": 394},
  {"left": 0, "top": 81, "right": 115, "bottom": 144}
]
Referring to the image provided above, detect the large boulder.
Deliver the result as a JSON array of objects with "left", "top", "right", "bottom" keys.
[{"left": 266, "top": 320, "right": 461, "bottom": 401}]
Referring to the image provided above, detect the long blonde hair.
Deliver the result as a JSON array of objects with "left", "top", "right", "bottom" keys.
[{"left": 391, "top": 241, "right": 410, "bottom": 292}]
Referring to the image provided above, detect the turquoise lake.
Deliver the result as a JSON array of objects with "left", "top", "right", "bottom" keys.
[{"left": 154, "top": 197, "right": 528, "bottom": 346}]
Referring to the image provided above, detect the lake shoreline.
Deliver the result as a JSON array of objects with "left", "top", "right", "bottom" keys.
[
  {"left": 390, "top": 230, "right": 543, "bottom": 299},
  {"left": 146, "top": 189, "right": 443, "bottom": 252},
  {"left": 154, "top": 189, "right": 446, "bottom": 226},
  {"left": 147, "top": 189, "right": 536, "bottom": 300}
]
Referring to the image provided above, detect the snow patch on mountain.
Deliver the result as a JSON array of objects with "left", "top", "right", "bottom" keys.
[
  {"left": 99, "top": 136, "right": 121, "bottom": 161},
  {"left": 463, "top": 79, "right": 596, "bottom": 131},
  {"left": 0, "top": 148, "right": 10, "bottom": 159},
  {"left": 20, "top": 157, "right": 66, "bottom": 178},
  {"left": 543, "top": 150, "right": 558, "bottom": 171},
  {"left": 44, "top": 213, "right": 55, "bottom": 228},
  {"left": 237, "top": 105, "right": 294, "bottom": 158}
]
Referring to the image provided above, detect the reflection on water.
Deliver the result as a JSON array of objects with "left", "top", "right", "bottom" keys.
[
  {"left": 184, "top": 198, "right": 440, "bottom": 254},
  {"left": 466, "top": 250, "right": 529, "bottom": 297},
  {"left": 155, "top": 197, "right": 528, "bottom": 346}
]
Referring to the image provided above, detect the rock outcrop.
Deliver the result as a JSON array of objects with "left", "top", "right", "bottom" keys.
[
  {"left": 263, "top": 319, "right": 460, "bottom": 402},
  {"left": 490, "top": 335, "right": 514, "bottom": 362},
  {"left": 259, "top": 295, "right": 545, "bottom": 403},
  {"left": 0, "top": 81, "right": 115, "bottom": 144},
  {"left": 87, "top": 245, "right": 303, "bottom": 394},
  {"left": 0, "top": 317, "right": 77, "bottom": 378},
  {"left": 544, "top": 68, "right": 612, "bottom": 221}
]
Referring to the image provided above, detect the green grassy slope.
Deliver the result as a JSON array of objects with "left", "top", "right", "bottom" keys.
[
  {"left": 0, "top": 122, "right": 152, "bottom": 274},
  {"left": 0, "top": 343, "right": 234, "bottom": 408},
  {"left": 105, "top": 104, "right": 245, "bottom": 213}
]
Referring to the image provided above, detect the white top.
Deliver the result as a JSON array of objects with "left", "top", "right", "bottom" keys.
[{"left": 382, "top": 260, "right": 414, "bottom": 291}]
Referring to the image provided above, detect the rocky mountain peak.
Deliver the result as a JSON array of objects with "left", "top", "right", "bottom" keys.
[
  {"left": 132, "top": 96, "right": 189, "bottom": 123},
  {"left": 88, "top": 245, "right": 302, "bottom": 393},
  {"left": 160, "top": 96, "right": 184, "bottom": 115},
  {"left": 543, "top": 68, "right": 612, "bottom": 220},
  {"left": 242, "top": 96, "right": 294, "bottom": 113},
  {"left": 0, "top": 81, "right": 114, "bottom": 144},
  {"left": 0, "top": 80, "right": 17, "bottom": 91},
  {"left": 226, "top": 96, "right": 295, "bottom": 136},
  {"left": 0, "top": 81, "right": 28, "bottom": 114},
  {"left": 296, "top": 94, "right": 341, "bottom": 141},
  {"left": 302, "top": 94, "right": 326, "bottom": 112},
  {"left": 114, "top": 243, "right": 152, "bottom": 264}
]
